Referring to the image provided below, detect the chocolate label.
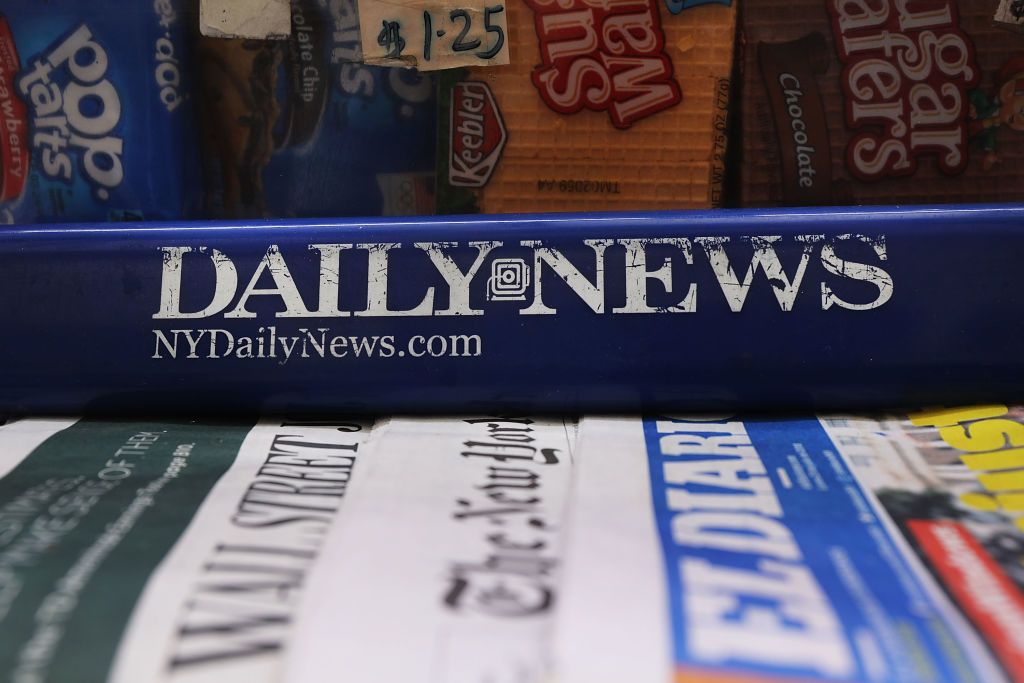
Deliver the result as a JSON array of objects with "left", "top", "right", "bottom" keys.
[
  {"left": 275, "top": 0, "right": 331, "bottom": 149},
  {"left": 524, "top": 0, "right": 681, "bottom": 128},
  {"left": 758, "top": 34, "right": 834, "bottom": 204}
]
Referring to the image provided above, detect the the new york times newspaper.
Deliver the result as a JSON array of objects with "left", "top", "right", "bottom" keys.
[
  {"left": 557, "top": 411, "right": 1024, "bottom": 683},
  {"left": 0, "top": 416, "right": 375, "bottom": 683},
  {"left": 287, "top": 417, "right": 576, "bottom": 683}
]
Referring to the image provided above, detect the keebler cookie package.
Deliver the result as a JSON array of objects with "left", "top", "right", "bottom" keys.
[
  {"left": 740, "top": 0, "right": 1024, "bottom": 206},
  {"left": 0, "top": 1, "right": 200, "bottom": 224},
  {"left": 437, "top": 0, "right": 736, "bottom": 213},
  {"left": 196, "top": 0, "right": 437, "bottom": 219}
]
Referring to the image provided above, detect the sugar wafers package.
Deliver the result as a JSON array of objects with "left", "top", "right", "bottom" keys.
[
  {"left": 437, "top": 0, "right": 736, "bottom": 213},
  {"left": 739, "top": 0, "right": 1024, "bottom": 206}
]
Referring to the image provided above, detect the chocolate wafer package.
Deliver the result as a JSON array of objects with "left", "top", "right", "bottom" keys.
[
  {"left": 197, "top": 0, "right": 437, "bottom": 219},
  {"left": 740, "top": 0, "right": 1024, "bottom": 206},
  {"left": 0, "top": 1, "right": 200, "bottom": 224},
  {"left": 436, "top": 0, "right": 736, "bottom": 214}
]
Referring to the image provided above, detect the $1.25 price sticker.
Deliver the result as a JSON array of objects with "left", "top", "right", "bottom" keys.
[{"left": 357, "top": 0, "right": 510, "bottom": 70}]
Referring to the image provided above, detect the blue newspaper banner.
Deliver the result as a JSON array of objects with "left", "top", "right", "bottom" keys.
[
  {"left": 641, "top": 415, "right": 1005, "bottom": 682},
  {"left": 0, "top": 205, "right": 1023, "bottom": 414}
]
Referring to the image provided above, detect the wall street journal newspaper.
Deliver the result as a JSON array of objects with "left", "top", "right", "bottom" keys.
[
  {"left": 0, "top": 416, "right": 375, "bottom": 683},
  {"left": 556, "top": 410, "right": 1024, "bottom": 683}
]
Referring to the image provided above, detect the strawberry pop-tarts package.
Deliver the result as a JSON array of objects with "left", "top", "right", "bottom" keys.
[{"left": 0, "top": 0, "right": 200, "bottom": 224}]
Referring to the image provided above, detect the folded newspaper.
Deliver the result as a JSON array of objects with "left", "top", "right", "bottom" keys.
[
  {"left": 556, "top": 411, "right": 1024, "bottom": 683},
  {"left": 0, "top": 409, "right": 1021, "bottom": 683},
  {"left": 0, "top": 417, "right": 376, "bottom": 683},
  {"left": 288, "top": 416, "right": 576, "bottom": 683}
]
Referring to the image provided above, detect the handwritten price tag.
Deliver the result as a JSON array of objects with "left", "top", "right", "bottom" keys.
[{"left": 357, "top": 0, "right": 510, "bottom": 70}]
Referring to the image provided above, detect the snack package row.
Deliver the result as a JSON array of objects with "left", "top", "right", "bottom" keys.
[
  {"left": 0, "top": 0, "right": 438, "bottom": 224},
  {"left": 1, "top": 0, "right": 738, "bottom": 224},
  {"left": 4, "top": 0, "right": 1021, "bottom": 224}
]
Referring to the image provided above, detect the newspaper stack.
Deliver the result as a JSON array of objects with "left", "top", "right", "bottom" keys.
[{"left": 0, "top": 410, "right": 1021, "bottom": 682}]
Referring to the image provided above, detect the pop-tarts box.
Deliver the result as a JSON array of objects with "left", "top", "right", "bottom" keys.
[
  {"left": 197, "top": 0, "right": 437, "bottom": 218},
  {"left": 0, "top": 1, "right": 200, "bottom": 224}
]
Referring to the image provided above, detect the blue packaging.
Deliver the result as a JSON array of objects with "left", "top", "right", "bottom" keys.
[
  {"left": 0, "top": 1, "right": 200, "bottom": 224},
  {"left": 197, "top": 0, "right": 437, "bottom": 218}
]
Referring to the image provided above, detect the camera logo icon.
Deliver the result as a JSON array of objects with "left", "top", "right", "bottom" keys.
[{"left": 488, "top": 258, "right": 531, "bottom": 301}]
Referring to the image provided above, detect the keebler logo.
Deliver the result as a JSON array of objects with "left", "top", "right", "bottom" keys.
[
  {"left": 449, "top": 81, "right": 507, "bottom": 188},
  {"left": 524, "top": 0, "right": 681, "bottom": 128},
  {"left": 0, "top": 15, "right": 28, "bottom": 203}
]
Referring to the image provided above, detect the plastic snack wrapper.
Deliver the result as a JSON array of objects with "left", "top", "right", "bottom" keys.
[
  {"left": 436, "top": 0, "right": 736, "bottom": 213},
  {"left": 196, "top": 0, "right": 437, "bottom": 219},
  {"left": 739, "top": 0, "right": 1024, "bottom": 206},
  {"left": 0, "top": 0, "right": 201, "bottom": 224}
]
